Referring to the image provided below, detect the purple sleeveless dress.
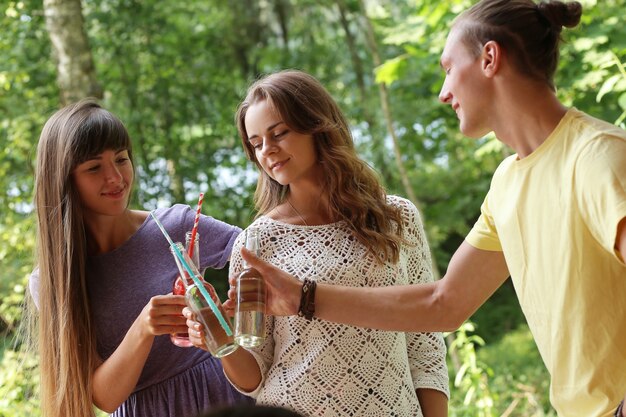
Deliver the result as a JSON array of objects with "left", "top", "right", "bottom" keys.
[{"left": 85, "top": 205, "right": 252, "bottom": 416}]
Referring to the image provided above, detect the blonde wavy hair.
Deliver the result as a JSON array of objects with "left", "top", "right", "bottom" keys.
[
  {"left": 235, "top": 70, "right": 406, "bottom": 263},
  {"left": 32, "top": 99, "right": 133, "bottom": 417}
]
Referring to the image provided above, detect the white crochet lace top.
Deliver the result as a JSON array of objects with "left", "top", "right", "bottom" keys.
[{"left": 227, "top": 195, "right": 449, "bottom": 416}]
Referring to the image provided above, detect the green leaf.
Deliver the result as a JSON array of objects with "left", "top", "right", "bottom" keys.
[
  {"left": 619, "top": 92, "right": 626, "bottom": 110},
  {"left": 374, "top": 55, "right": 408, "bottom": 86},
  {"left": 597, "top": 74, "right": 620, "bottom": 102}
]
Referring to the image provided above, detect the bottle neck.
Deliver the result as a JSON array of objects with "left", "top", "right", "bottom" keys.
[
  {"left": 243, "top": 230, "right": 259, "bottom": 269},
  {"left": 171, "top": 242, "right": 204, "bottom": 289},
  {"left": 185, "top": 232, "right": 200, "bottom": 269},
  {"left": 245, "top": 229, "right": 260, "bottom": 253},
  {"left": 181, "top": 272, "right": 197, "bottom": 288}
]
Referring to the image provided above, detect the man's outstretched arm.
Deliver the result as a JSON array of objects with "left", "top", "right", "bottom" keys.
[{"left": 237, "top": 240, "right": 510, "bottom": 333}]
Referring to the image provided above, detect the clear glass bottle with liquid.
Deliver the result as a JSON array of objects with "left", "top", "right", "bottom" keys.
[
  {"left": 170, "top": 232, "right": 200, "bottom": 347},
  {"left": 234, "top": 227, "right": 267, "bottom": 348},
  {"left": 169, "top": 242, "right": 238, "bottom": 357}
]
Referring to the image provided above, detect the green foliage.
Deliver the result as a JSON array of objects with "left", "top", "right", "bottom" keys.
[
  {"left": 597, "top": 52, "right": 626, "bottom": 125},
  {"left": 448, "top": 323, "right": 554, "bottom": 417},
  {"left": 0, "top": 348, "right": 39, "bottom": 417},
  {"left": 557, "top": 0, "right": 626, "bottom": 125},
  {"left": 447, "top": 322, "right": 496, "bottom": 417},
  {"left": 476, "top": 326, "right": 555, "bottom": 417},
  {"left": 0, "top": 280, "right": 29, "bottom": 348}
]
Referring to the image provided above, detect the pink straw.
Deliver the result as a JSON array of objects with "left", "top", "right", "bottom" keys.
[{"left": 187, "top": 193, "right": 204, "bottom": 258}]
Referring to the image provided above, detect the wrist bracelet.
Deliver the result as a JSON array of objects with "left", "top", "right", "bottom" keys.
[
  {"left": 298, "top": 278, "right": 316, "bottom": 321},
  {"left": 615, "top": 400, "right": 624, "bottom": 417}
]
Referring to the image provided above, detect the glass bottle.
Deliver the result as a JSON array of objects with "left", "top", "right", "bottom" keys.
[
  {"left": 170, "top": 232, "right": 200, "bottom": 347},
  {"left": 234, "top": 227, "right": 267, "bottom": 348},
  {"left": 169, "top": 242, "right": 237, "bottom": 357}
]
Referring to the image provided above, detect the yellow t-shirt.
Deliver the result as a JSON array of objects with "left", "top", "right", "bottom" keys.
[{"left": 466, "top": 108, "right": 626, "bottom": 417}]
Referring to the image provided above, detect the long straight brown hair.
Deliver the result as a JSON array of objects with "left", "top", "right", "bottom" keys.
[
  {"left": 236, "top": 70, "right": 406, "bottom": 263},
  {"left": 32, "top": 99, "right": 132, "bottom": 417}
]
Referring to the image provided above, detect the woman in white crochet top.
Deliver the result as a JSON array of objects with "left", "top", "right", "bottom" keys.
[{"left": 186, "top": 70, "right": 449, "bottom": 416}]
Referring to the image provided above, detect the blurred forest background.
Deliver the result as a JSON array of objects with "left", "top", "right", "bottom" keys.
[{"left": 1, "top": 0, "right": 625, "bottom": 416}]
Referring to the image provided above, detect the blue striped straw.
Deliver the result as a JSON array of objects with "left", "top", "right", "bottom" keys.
[{"left": 150, "top": 212, "right": 232, "bottom": 336}]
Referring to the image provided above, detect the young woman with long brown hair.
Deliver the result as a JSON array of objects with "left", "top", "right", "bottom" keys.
[
  {"left": 29, "top": 99, "right": 251, "bottom": 417},
  {"left": 186, "top": 70, "right": 449, "bottom": 416}
]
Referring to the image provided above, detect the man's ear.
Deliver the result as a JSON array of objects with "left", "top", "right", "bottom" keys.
[{"left": 481, "top": 40, "right": 501, "bottom": 78}]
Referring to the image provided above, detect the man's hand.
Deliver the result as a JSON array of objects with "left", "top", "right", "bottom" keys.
[{"left": 224, "top": 247, "right": 302, "bottom": 316}]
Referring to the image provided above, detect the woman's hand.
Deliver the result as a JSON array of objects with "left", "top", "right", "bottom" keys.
[
  {"left": 92, "top": 293, "right": 187, "bottom": 413},
  {"left": 223, "top": 247, "right": 302, "bottom": 316},
  {"left": 183, "top": 308, "right": 262, "bottom": 392},
  {"left": 183, "top": 307, "right": 209, "bottom": 351},
  {"left": 137, "top": 294, "right": 188, "bottom": 338}
]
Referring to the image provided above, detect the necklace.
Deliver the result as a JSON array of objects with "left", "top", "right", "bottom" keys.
[{"left": 287, "top": 198, "right": 309, "bottom": 226}]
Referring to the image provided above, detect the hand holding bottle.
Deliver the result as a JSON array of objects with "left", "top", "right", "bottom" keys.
[
  {"left": 234, "top": 227, "right": 267, "bottom": 348},
  {"left": 170, "top": 231, "right": 201, "bottom": 348},
  {"left": 137, "top": 294, "right": 188, "bottom": 337},
  {"left": 170, "top": 242, "right": 237, "bottom": 358},
  {"left": 225, "top": 247, "right": 302, "bottom": 317}
]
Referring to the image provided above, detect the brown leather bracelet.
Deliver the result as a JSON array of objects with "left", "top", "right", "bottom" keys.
[{"left": 298, "top": 278, "right": 316, "bottom": 321}]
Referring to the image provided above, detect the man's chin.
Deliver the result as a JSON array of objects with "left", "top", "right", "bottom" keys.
[{"left": 460, "top": 124, "right": 491, "bottom": 139}]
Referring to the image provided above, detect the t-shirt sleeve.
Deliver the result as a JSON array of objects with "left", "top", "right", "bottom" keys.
[
  {"left": 574, "top": 136, "right": 626, "bottom": 263},
  {"left": 465, "top": 191, "right": 503, "bottom": 252},
  {"left": 177, "top": 205, "right": 242, "bottom": 270}
]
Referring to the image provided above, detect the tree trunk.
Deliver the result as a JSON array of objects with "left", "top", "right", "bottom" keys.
[
  {"left": 230, "top": 0, "right": 265, "bottom": 78},
  {"left": 43, "top": 0, "right": 102, "bottom": 105},
  {"left": 335, "top": 0, "right": 392, "bottom": 182},
  {"left": 159, "top": 89, "right": 185, "bottom": 203},
  {"left": 273, "top": 0, "right": 290, "bottom": 51},
  {"left": 358, "top": 0, "right": 461, "bottom": 371},
  {"left": 358, "top": 2, "right": 417, "bottom": 204},
  {"left": 358, "top": 0, "right": 443, "bottom": 276}
]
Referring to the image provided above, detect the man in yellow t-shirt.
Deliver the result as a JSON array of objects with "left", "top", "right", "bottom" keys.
[
  {"left": 232, "top": 1, "right": 626, "bottom": 416},
  {"left": 465, "top": 108, "right": 626, "bottom": 416}
]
